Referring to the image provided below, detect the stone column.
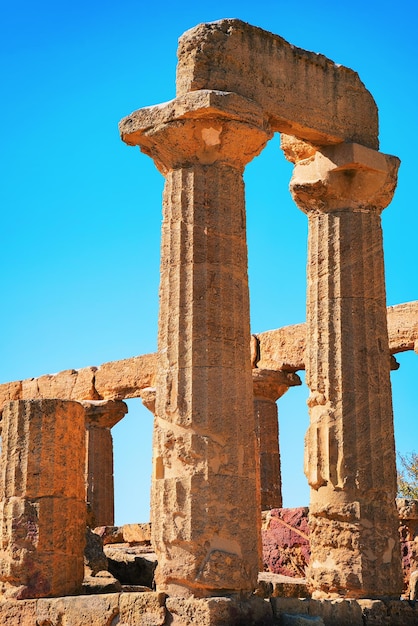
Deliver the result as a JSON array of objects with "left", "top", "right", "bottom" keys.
[
  {"left": 82, "top": 400, "right": 128, "bottom": 528},
  {"left": 288, "top": 141, "right": 403, "bottom": 598},
  {"left": 0, "top": 399, "right": 85, "bottom": 599},
  {"left": 252, "top": 369, "right": 301, "bottom": 510},
  {"left": 120, "top": 91, "right": 272, "bottom": 597}
]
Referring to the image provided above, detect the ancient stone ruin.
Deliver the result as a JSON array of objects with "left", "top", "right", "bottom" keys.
[{"left": 0, "top": 18, "right": 417, "bottom": 626}]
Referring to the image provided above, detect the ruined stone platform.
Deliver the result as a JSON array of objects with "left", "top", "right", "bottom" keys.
[{"left": 1, "top": 592, "right": 418, "bottom": 625}]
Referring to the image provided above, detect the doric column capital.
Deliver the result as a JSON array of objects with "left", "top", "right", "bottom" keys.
[
  {"left": 139, "top": 386, "right": 156, "bottom": 414},
  {"left": 119, "top": 90, "right": 272, "bottom": 174},
  {"left": 288, "top": 142, "right": 400, "bottom": 215},
  {"left": 252, "top": 368, "right": 301, "bottom": 402},
  {"left": 81, "top": 399, "right": 128, "bottom": 429}
]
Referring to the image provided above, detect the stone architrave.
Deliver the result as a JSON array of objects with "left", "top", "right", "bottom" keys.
[
  {"left": 252, "top": 369, "right": 301, "bottom": 510},
  {"left": 288, "top": 141, "right": 403, "bottom": 598},
  {"left": 0, "top": 399, "right": 86, "bottom": 599},
  {"left": 120, "top": 90, "right": 272, "bottom": 597},
  {"left": 82, "top": 400, "right": 128, "bottom": 527}
]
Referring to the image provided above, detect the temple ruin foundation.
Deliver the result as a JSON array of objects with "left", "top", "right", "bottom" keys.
[{"left": 0, "top": 16, "right": 416, "bottom": 626}]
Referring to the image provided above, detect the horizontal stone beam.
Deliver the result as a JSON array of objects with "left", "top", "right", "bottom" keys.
[
  {"left": 176, "top": 19, "right": 378, "bottom": 148},
  {"left": 0, "top": 302, "right": 416, "bottom": 414},
  {"left": 0, "top": 353, "right": 156, "bottom": 416},
  {"left": 256, "top": 300, "right": 418, "bottom": 371}
]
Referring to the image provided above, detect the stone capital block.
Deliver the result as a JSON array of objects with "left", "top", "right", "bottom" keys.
[
  {"left": 119, "top": 90, "right": 272, "bottom": 174},
  {"left": 289, "top": 142, "right": 400, "bottom": 214},
  {"left": 0, "top": 399, "right": 86, "bottom": 599},
  {"left": 252, "top": 369, "right": 301, "bottom": 402}
]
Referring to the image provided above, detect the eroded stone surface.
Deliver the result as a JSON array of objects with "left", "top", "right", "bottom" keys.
[
  {"left": 253, "top": 370, "right": 301, "bottom": 510},
  {"left": 119, "top": 591, "right": 166, "bottom": 625},
  {"left": 176, "top": 19, "right": 378, "bottom": 147},
  {"left": 121, "top": 86, "right": 273, "bottom": 597},
  {"left": 271, "top": 597, "right": 418, "bottom": 626},
  {"left": 36, "top": 594, "right": 120, "bottom": 626},
  {"left": 291, "top": 143, "right": 402, "bottom": 599},
  {"left": 0, "top": 301, "right": 415, "bottom": 417},
  {"left": 0, "top": 400, "right": 86, "bottom": 599},
  {"left": 21, "top": 367, "right": 98, "bottom": 403},
  {"left": 94, "top": 353, "right": 157, "bottom": 400},
  {"left": 166, "top": 595, "right": 273, "bottom": 626}
]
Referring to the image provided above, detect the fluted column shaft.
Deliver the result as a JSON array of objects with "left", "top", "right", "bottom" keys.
[
  {"left": 83, "top": 400, "right": 127, "bottom": 528},
  {"left": 289, "top": 142, "right": 403, "bottom": 599},
  {"left": 252, "top": 369, "right": 301, "bottom": 510},
  {"left": 0, "top": 399, "right": 85, "bottom": 599},
  {"left": 120, "top": 93, "right": 272, "bottom": 597}
]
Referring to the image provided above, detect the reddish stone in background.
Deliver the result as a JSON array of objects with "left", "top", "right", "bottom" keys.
[
  {"left": 397, "top": 499, "right": 418, "bottom": 596},
  {"left": 262, "top": 507, "right": 310, "bottom": 577}
]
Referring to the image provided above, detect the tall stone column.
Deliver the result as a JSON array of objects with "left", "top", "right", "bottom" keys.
[
  {"left": 288, "top": 141, "right": 403, "bottom": 598},
  {"left": 252, "top": 369, "right": 301, "bottom": 510},
  {"left": 120, "top": 91, "right": 272, "bottom": 597},
  {"left": 82, "top": 400, "right": 128, "bottom": 527},
  {"left": 0, "top": 399, "right": 86, "bottom": 599}
]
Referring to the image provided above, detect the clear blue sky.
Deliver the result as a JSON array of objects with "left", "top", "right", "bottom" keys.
[{"left": 1, "top": 0, "right": 417, "bottom": 524}]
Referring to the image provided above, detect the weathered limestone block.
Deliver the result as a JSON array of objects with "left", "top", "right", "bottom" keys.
[
  {"left": 255, "top": 300, "right": 418, "bottom": 372},
  {"left": 122, "top": 523, "right": 152, "bottom": 544},
  {"left": 253, "top": 369, "right": 301, "bottom": 509},
  {"left": 21, "top": 366, "right": 98, "bottom": 402},
  {"left": 271, "top": 597, "right": 418, "bottom": 626},
  {"left": 140, "top": 386, "right": 156, "bottom": 414},
  {"left": 0, "top": 381, "right": 22, "bottom": 415},
  {"left": 289, "top": 141, "right": 403, "bottom": 599},
  {"left": 0, "top": 599, "right": 37, "bottom": 626},
  {"left": 119, "top": 591, "right": 167, "bottom": 626},
  {"left": 166, "top": 595, "right": 273, "bottom": 626},
  {"left": 387, "top": 301, "right": 418, "bottom": 354},
  {"left": 120, "top": 91, "right": 272, "bottom": 597},
  {"left": 257, "top": 572, "right": 309, "bottom": 599},
  {"left": 176, "top": 19, "right": 378, "bottom": 147},
  {"left": 36, "top": 594, "right": 120, "bottom": 626},
  {"left": 0, "top": 400, "right": 86, "bottom": 599},
  {"left": 94, "top": 353, "right": 156, "bottom": 399},
  {"left": 257, "top": 324, "right": 306, "bottom": 372}
]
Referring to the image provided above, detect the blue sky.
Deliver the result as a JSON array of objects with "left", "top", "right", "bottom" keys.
[{"left": 1, "top": 0, "right": 417, "bottom": 524}]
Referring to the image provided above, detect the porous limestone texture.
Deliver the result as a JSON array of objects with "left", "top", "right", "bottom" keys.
[
  {"left": 271, "top": 597, "right": 418, "bottom": 626},
  {"left": 165, "top": 595, "right": 273, "bottom": 626},
  {"left": 0, "top": 400, "right": 86, "bottom": 599},
  {"left": 120, "top": 90, "right": 273, "bottom": 597},
  {"left": 255, "top": 301, "right": 418, "bottom": 372},
  {"left": 397, "top": 498, "right": 418, "bottom": 596},
  {"left": 253, "top": 370, "right": 301, "bottom": 509},
  {"left": 0, "top": 353, "right": 157, "bottom": 415},
  {"left": 2, "top": 592, "right": 418, "bottom": 626},
  {"left": 289, "top": 141, "right": 403, "bottom": 599},
  {"left": 176, "top": 19, "right": 378, "bottom": 147},
  {"left": 0, "top": 301, "right": 415, "bottom": 415},
  {"left": 83, "top": 400, "right": 128, "bottom": 527}
]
